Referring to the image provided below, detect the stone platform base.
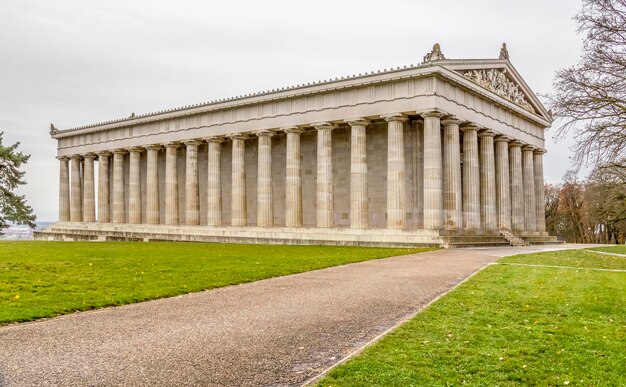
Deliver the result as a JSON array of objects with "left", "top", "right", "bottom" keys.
[{"left": 34, "top": 222, "right": 559, "bottom": 248}]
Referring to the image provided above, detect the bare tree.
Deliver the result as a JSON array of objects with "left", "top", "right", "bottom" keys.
[{"left": 548, "top": 0, "right": 626, "bottom": 167}]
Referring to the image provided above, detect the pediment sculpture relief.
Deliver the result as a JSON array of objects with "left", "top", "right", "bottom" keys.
[{"left": 463, "top": 69, "right": 535, "bottom": 113}]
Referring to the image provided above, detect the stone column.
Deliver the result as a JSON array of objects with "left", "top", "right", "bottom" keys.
[
  {"left": 256, "top": 131, "right": 275, "bottom": 227},
  {"left": 441, "top": 117, "right": 462, "bottom": 230},
  {"left": 348, "top": 118, "right": 369, "bottom": 229},
  {"left": 461, "top": 125, "right": 480, "bottom": 230},
  {"left": 315, "top": 123, "right": 334, "bottom": 228},
  {"left": 127, "top": 147, "right": 142, "bottom": 224},
  {"left": 494, "top": 136, "right": 511, "bottom": 230},
  {"left": 385, "top": 115, "right": 407, "bottom": 229},
  {"left": 164, "top": 143, "right": 179, "bottom": 225},
  {"left": 58, "top": 156, "right": 70, "bottom": 222},
  {"left": 112, "top": 150, "right": 126, "bottom": 223},
  {"left": 412, "top": 120, "right": 424, "bottom": 227},
  {"left": 82, "top": 153, "right": 96, "bottom": 222},
  {"left": 184, "top": 140, "right": 202, "bottom": 226},
  {"left": 522, "top": 145, "right": 536, "bottom": 233},
  {"left": 70, "top": 155, "right": 83, "bottom": 222},
  {"left": 479, "top": 130, "right": 497, "bottom": 232},
  {"left": 206, "top": 137, "right": 224, "bottom": 226},
  {"left": 285, "top": 128, "right": 304, "bottom": 228},
  {"left": 509, "top": 141, "right": 524, "bottom": 232},
  {"left": 97, "top": 152, "right": 110, "bottom": 223},
  {"left": 231, "top": 135, "right": 248, "bottom": 227},
  {"left": 534, "top": 149, "right": 546, "bottom": 233},
  {"left": 145, "top": 145, "right": 161, "bottom": 225},
  {"left": 423, "top": 111, "right": 443, "bottom": 229}
]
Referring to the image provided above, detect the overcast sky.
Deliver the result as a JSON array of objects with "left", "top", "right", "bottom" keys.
[{"left": 1, "top": 0, "right": 585, "bottom": 221}]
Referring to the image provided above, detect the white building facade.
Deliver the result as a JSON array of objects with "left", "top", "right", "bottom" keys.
[{"left": 37, "top": 44, "right": 556, "bottom": 247}]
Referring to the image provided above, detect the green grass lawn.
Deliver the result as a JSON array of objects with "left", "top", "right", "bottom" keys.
[
  {"left": 590, "top": 245, "right": 626, "bottom": 255},
  {"left": 0, "top": 241, "right": 430, "bottom": 325},
  {"left": 319, "top": 249, "right": 626, "bottom": 386}
]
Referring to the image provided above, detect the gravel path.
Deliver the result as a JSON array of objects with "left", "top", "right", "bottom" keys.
[{"left": 0, "top": 244, "right": 597, "bottom": 386}]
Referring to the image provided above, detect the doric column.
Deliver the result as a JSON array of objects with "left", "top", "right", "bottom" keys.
[
  {"left": 70, "top": 155, "right": 83, "bottom": 222},
  {"left": 206, "top": 137, "right": 224, "bottom": 226},
  {"left": 509, "top": 140, "right": 524, "bottom": 232},
  {"left": 82, "top": 153, "right": 96, "bottom": 222},
  {"left": 422, "top": 111, "right": 444, "bottom": 229},
  {"left": 231, "top": 134, "right": 248, "bottom": 227},
  {"left": 145, "top": 145, "right": 161, "bottom": 225},
  {"left": 348, "top": 118, "right": 370, "bottom": 229},
  {"left": 412, "top": 120, "right": 424, "bottom": 227},
  {"left": 461, "top": 125, "right": 480, "bottom": 230},
  {"left": 184, "top": 140, "right": 202, "bottom": 226},
  {"left": 479, "top": 130, "right": 497, "bottom": 232},
  {"left": 97, "top": 152, "right": 110, "bottom": 223},
  {"left": 534, "top": 149, "right": 546, "bottom": 233},
  {"left": 494, "top": 136, "right": 511, "bottom": 230},
  {"left": 315, "top": 123, "right": 334, "bottom": 228},
  {"left": 441, "top": 117, "right": 462, "bottom": 230},
  {"left": 164, "top": 143, "right": 179, "bottom": 225},
  {"left": 522, "top": 145, "right": 536, "bottom": 233},
  {"left": 255, "top": 131, "right": 274, "bottom": 227},
  {"left": 58, "top": 156, "right": 70, "bottom": 222},
  {"left": 284, "top": 128, "right": 304, "bottom": 228},
  {"left": 127, "top": 147, "right": 142, "bottom": 224},
  {"left": 112, "top": 150, "right": 126, "bottom": 223},
  {"left": 385, "top": 114, "right": 407, "bottom": 229}
]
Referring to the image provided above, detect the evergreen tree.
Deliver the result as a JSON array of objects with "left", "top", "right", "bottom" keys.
[{"left": 0, "top": 132, "right": 36, "bottom": 233}]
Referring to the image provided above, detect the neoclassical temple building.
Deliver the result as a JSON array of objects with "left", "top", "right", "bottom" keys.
[{"left": 37, "top": 44, "right": 557, "bottom": 247}]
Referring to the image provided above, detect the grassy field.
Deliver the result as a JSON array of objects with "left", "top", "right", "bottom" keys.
[
  {"left": 0, "top": 241, "right": 430, "bottom": 325},
  {"left": 319, "top": 248, "right": 626, "bottom": 386},
  {"left": 590, "top": 245, "right": 626, "bottom": 255}
]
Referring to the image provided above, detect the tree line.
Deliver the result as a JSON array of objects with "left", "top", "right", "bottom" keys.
[{"left": 545, "top": 164, "right": 626, "bottom": 244}]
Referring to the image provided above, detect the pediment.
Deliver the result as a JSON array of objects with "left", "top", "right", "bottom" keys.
[
  {"left": 460, "top": 68, "right": 535, "bottom": 113},
  {"left": 433, "top": 59, "right": 551, "bottom": 121}
]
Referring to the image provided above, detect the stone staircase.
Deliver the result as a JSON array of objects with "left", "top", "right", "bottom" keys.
[{"left": 500, "top": 229, "right": 529, "bottom": 246}]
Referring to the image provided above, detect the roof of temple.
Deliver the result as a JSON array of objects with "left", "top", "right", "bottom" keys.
[{"left": 50, "top": 43, "right": 551, "bottom": 136}]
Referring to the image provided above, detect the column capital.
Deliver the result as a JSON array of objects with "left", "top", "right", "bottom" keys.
[
  {"left": 522, "top": 145, "right": 536, "bottom": 152},
  {"left": 183, "top": 139, "right": 203, "bottom": 147},
  {"left": 478, "top": 129, "right": 498, "bottom": 138},
  {"left": 533, "top": 148, "right": 547, "bottom": 155},
  {"left": 255, "top": 130, "right": 276, "bottom": 138},
  {"left": 83, "top": 152, "right": 96, "bottom": 159},
  {"left": 282, "top": 126, "right": 305, "bottom": 135},
  {"left": 313, "top": 122, "right": 334, "bottom": 131},
  {"left": 229, "top": 133, "right": 249, "bottom": 141},
  {"left": 508, "top": 140, "right": 523, "bottom": 148},
  {"left": 145, "top": 144, "right": 162, "bottom": 151},
  {"left": 95, "top": 150, "right": 111, "bottom": 157},
  {"left": 421, "top": 110, "right": 445, "bottom": 118},
  {"left": 70, "top": 154, "right": 84, "bottom": 160},
  {"left": 204, "top": 136, "right": 225, "bottom": 144},
  {"left": 383, "top": 114, "right": 408, "bottom": 123},
  {"left": 125, "top": 146, "right": 143, "bottom": 153},
  {"left": 56, "top": 155, "right": 70, "bottom": 161},
  {"left": 460, "top": 124, "right": 481, "bottom": 133},
  {"left": 494, "top": 135, "right": 512, "bottom": 143},
  {"left": 441, "top": 116, "right": 462, "bottom": 126},
  {"left": 162, "top": 142, "right": 180, "bottom": 149},
  {"left": 345, "top": 118, "right": 370, "bottom": 127}
]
